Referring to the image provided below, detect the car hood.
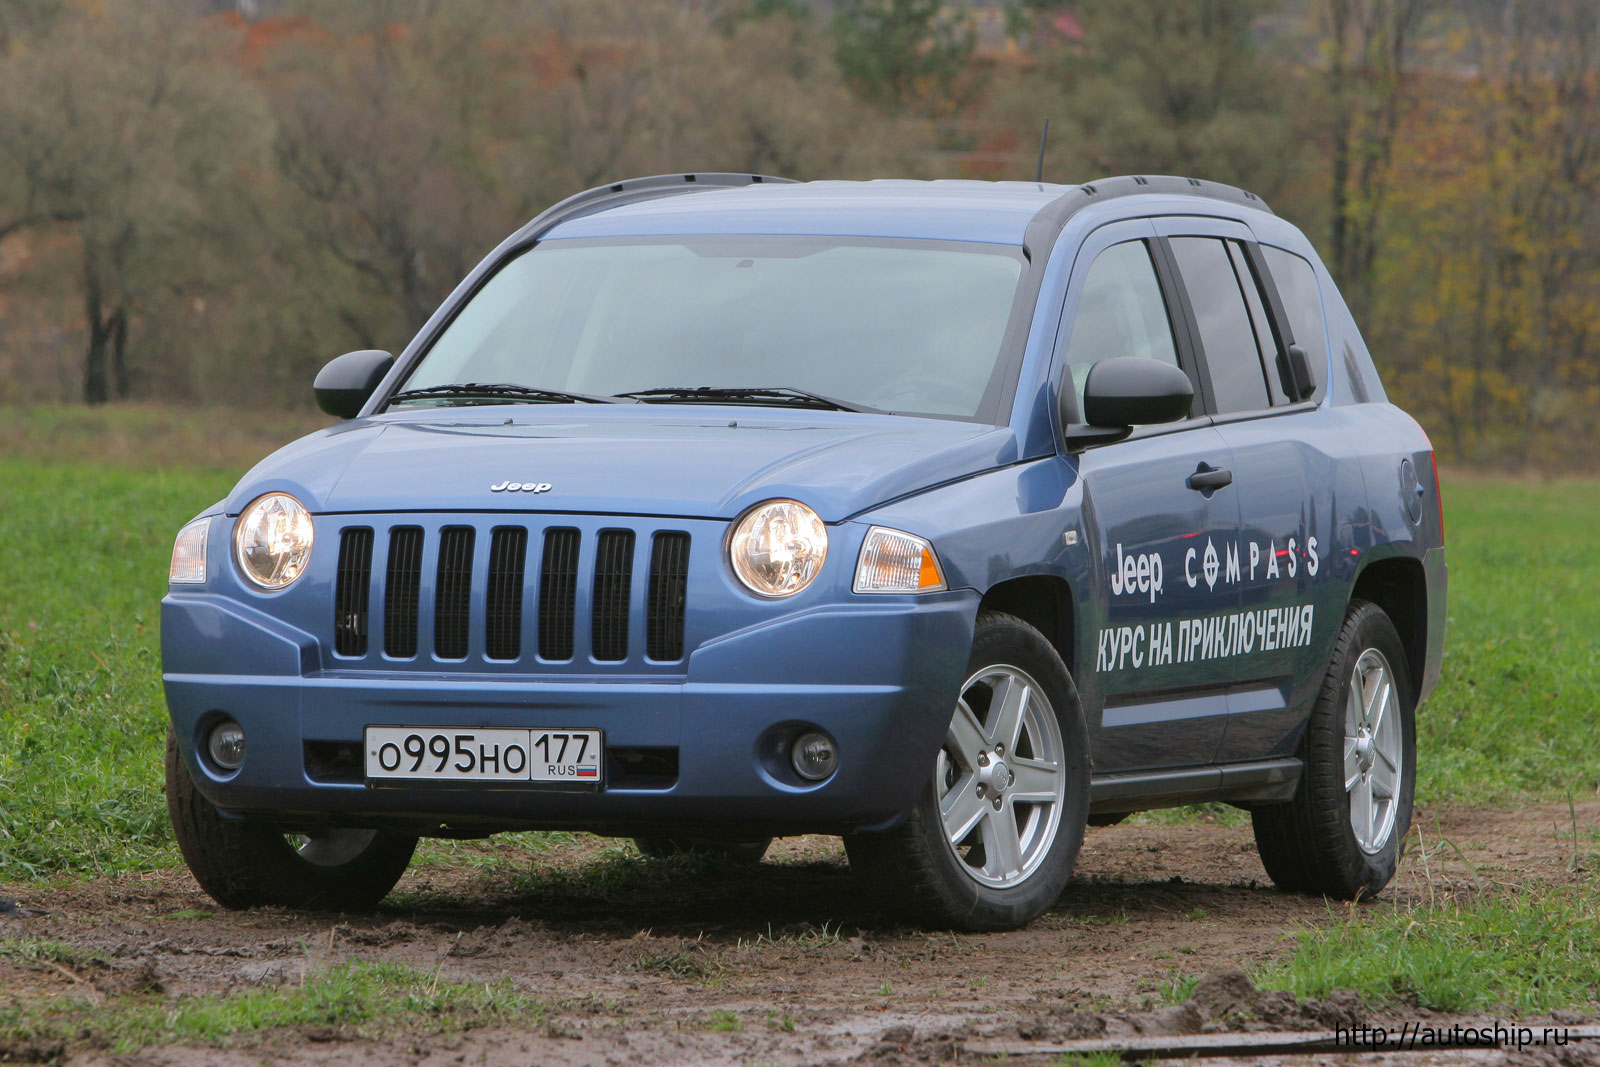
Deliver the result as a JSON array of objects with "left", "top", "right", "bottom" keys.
[{"left": 226, "top": 407, "right": 1019, "bottom": 523}]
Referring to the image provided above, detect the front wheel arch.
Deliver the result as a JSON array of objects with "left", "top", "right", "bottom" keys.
[{"left": 978, "top": 574, "right": 1079, "bottom": 679}]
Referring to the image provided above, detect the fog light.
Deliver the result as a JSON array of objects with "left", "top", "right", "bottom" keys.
[
  {"left": 207, "top": 720, "right": 246, "bottom": 771},
  {"left": 790, "top": 730, "right": 838, "bottom": 782}
]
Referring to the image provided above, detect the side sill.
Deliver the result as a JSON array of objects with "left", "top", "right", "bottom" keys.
[{"left": 1088, "top": 758, "right": 1302, "bottom": 816}]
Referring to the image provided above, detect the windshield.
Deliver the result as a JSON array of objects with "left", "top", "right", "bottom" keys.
[{"left": 393, "top": 236, "right": 1027, "bottom": 420}]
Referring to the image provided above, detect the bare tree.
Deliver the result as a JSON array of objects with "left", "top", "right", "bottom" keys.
[
  {"left": 0, "top": 0, "right": 266, "bottom": 403},
  {"left": 1321, "top": 0, "right": 1430, "bottom": 315}
]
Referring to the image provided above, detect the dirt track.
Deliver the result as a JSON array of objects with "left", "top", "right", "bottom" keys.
[{"left": 3, "top": 801, "right": 1597, "bottom": 1065}]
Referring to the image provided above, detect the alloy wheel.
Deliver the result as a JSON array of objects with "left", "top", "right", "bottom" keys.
[
  {"left": 1343, "top": 648, "right": 1403, "bottom": 854},
  {"left": 285, "top": 828, "right": 378, "bottom": 867},
  {"left": 936, "top": 664, "right": 1066, "bottom": 888}
]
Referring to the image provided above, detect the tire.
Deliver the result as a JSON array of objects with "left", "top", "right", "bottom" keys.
[
  {"left": 166, "top": 729, "right": 417, "bottom": 910},
  {"left": 1252, "top": 599, "right": 1416, "bottom": 899},
  {"left": 844, "top": 611, "right": 1090, "bottom": 931},
  {"left": 633, "top": 836, "right": 772, "bottom": 864}
]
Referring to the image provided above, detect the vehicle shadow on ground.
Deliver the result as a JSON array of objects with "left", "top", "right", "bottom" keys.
[
  {"left": 374, "top": 847, "right": 1292, "bottom": 940},
  {"left": 386, "top": 851, "right": 879, "bottom": 935}
]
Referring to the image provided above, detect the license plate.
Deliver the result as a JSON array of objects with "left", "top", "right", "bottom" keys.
[{"left": 364, "top": 727, "right": 602, "bottom": 786}]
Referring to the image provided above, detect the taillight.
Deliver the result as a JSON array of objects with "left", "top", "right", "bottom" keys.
[{"left": 1429, "top": 450, "right": 1444, "bottom": 544}]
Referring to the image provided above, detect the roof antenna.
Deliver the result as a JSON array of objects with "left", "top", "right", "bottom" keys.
[{"left": 1035, "top": 117, "right": 1051, "bottom": 184}]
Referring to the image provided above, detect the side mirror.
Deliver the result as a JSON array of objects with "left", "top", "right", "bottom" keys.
[
  {"left": 314, "top": 350, "right": 394, "bottom": 419},
  {"left": 1062, "top": 357, "right": 1194, "bottom": 449}
]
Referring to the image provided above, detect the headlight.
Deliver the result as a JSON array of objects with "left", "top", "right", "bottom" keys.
[
  {"left": 728, "top": 499, "right": 828, "bottom": 598},
  {"left": 168, "top": 516, "right": 211, "bottom": 585},
  {"left": 234, "top": 493, "right": 314, "bottom": 590},
  {"left": 853, "top": 526, "right": 947, "bottom": 594}
]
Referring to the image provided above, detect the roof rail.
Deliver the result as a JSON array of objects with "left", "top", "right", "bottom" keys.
[
  {"left": 1021, "top": 173, "right": 1273, "bottom": 258},
  {"left": 1075, "top": 174, "right": 1272, "bottom": 215},
  {"left": 513, "top": 172, "right": 797, "bottom": 242}
]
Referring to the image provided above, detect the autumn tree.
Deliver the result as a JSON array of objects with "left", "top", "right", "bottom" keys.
[
  {"left": 250, "top": 0, "right": 896, "bottom": 367},
  {"left": 1319, "top": 0, "right": 1431, "bottom": 318},
  {"left": 1372, "top": 0, "right": 1600, "bottom": 463}
]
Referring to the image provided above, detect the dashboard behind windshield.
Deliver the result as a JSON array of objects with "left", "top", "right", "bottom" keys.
[{"left": 394, "top": 235, "right": 1028, "bottom": 421}]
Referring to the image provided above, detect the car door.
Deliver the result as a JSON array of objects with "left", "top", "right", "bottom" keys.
[
  {"left": 1155, "top": 219, "right": 1346, "bottom": 763},
  {"left": 1059, "top": 220, "right": 1243, "bottom": 775}
]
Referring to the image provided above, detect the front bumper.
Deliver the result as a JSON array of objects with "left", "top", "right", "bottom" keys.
[{"left": 162, "top": 590, "right": 978, "bottom": 837}]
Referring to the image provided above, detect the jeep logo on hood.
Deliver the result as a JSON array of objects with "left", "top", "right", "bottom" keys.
[{"left": 490, "top": 480, "right": 552, "bottom": 493}]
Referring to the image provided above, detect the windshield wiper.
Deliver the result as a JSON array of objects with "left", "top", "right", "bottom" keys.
[
  {"left": 388, "top": 382, "right": 630, "bottom": 406},
  {"left": 614, "top": 386, "right": 877, "bottom": 413}
]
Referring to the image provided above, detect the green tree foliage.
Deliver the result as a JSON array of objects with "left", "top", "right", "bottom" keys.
[
  {"left": 832, "top": 0, "right": 979, "bottom": 117},
  {"left": 1005, "top": 0, "right": 1305, "bottom": 195}
]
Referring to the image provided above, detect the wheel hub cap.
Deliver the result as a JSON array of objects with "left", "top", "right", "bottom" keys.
[
  {"left": 978, "top": 757, "right": 1010, "bottom": 803},
  {"left": 1353, "top": 731, "right": 1374, "bottom": 772}
]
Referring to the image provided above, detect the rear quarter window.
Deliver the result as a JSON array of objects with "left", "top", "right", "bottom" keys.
[{"left": 1261, "top": 246, "right": 1329, "bottom": 401}]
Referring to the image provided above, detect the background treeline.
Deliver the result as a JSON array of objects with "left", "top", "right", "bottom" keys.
[{"left": 0, "top": 0, "right": 1595, "bottom": 467}]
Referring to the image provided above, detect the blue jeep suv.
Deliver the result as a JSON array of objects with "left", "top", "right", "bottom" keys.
[{"left": 163, "top": 173, "right": 1446, "bottom": 930}]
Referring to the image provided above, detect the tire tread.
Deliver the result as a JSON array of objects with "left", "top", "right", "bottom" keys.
[
  {"left": 166, "top": 729, "right": 416, "bottom": 910},
  {"left": 845, "top": 611, "right": 1089, "bottom": 931},
  {"left": 1251, "top": 599, "right": 1414, "bottom": 899}
]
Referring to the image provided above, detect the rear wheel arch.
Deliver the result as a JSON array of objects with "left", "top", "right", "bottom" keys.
[
  {"left": 979, "top": 574, "right": 1077, "bottom": 678},
  {"left": 1349, "top": 556, "right": 1427, "bottom": 700}
]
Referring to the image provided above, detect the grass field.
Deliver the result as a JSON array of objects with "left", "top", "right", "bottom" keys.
[
  {"left": 1, "top": 408, "right": 1597, "bottom": 881},
  {"left": 0, "top": 949, "right": 549, "bottom": 1053}
]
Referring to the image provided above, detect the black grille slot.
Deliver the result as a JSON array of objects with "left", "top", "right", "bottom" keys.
[
  {"left": 646, "top": 532, "right": 690, "bottom": 661},
  {"left": 485, "top": 527, "right": 527, "bottom": 660},
  {"left": 592, "top": 530, "right": 635, "bottom": 661},
  {"left": 434, "top": 526, "right": 475, "bottom": 659},
  {"left": 607, "top": 746, "right": 679, "bottom": 789},
  {"left": 539, "top": 528, "right": 580, "bottom": 660},
  {"left": 304, "top": 741, "right": 363, "bottom": 784},
  {"left": 333, "top": 528, "right": 373, "bottom": 657},
  {"left": 384, "top": 526, "right": 424, "bottom": 658}
]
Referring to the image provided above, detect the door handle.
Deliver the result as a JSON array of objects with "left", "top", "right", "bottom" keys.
[{"left": 1187, "top": 466, "right": 1233, "bottom": 492}]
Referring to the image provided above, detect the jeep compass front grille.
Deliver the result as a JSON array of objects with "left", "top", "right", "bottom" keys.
[
  {"left": 333, "top": 528, "right": 373, "bottom": 657},
  {"left": 647, "top": 532, "right": 690, "bottom": 661},
  {"left": 433, "top": 527, "right": 475, "bottom": 659},
  {"left": 484, "top": 527, "right": 527, "bottom": 661},
  {"left": 383, "top": 526, "right": 424, "bottom": 658},
  {"left": 330, "top": 520, "right": 691, "bottom": 667},
  {"left": 591, "top": 530, "right": 635, "bottom": 661},
  {"left": 538, "top": 527, "right": 580, "bottom": 661}
]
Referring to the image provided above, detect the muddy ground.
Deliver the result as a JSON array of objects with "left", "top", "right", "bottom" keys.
[{"left": 3, "top": 801, "right": 1597, "bottom": 1066}]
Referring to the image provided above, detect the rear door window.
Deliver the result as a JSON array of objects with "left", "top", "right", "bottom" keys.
[{"left": 1168, "top": 236, "right": 1271, "bottom": 415}]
